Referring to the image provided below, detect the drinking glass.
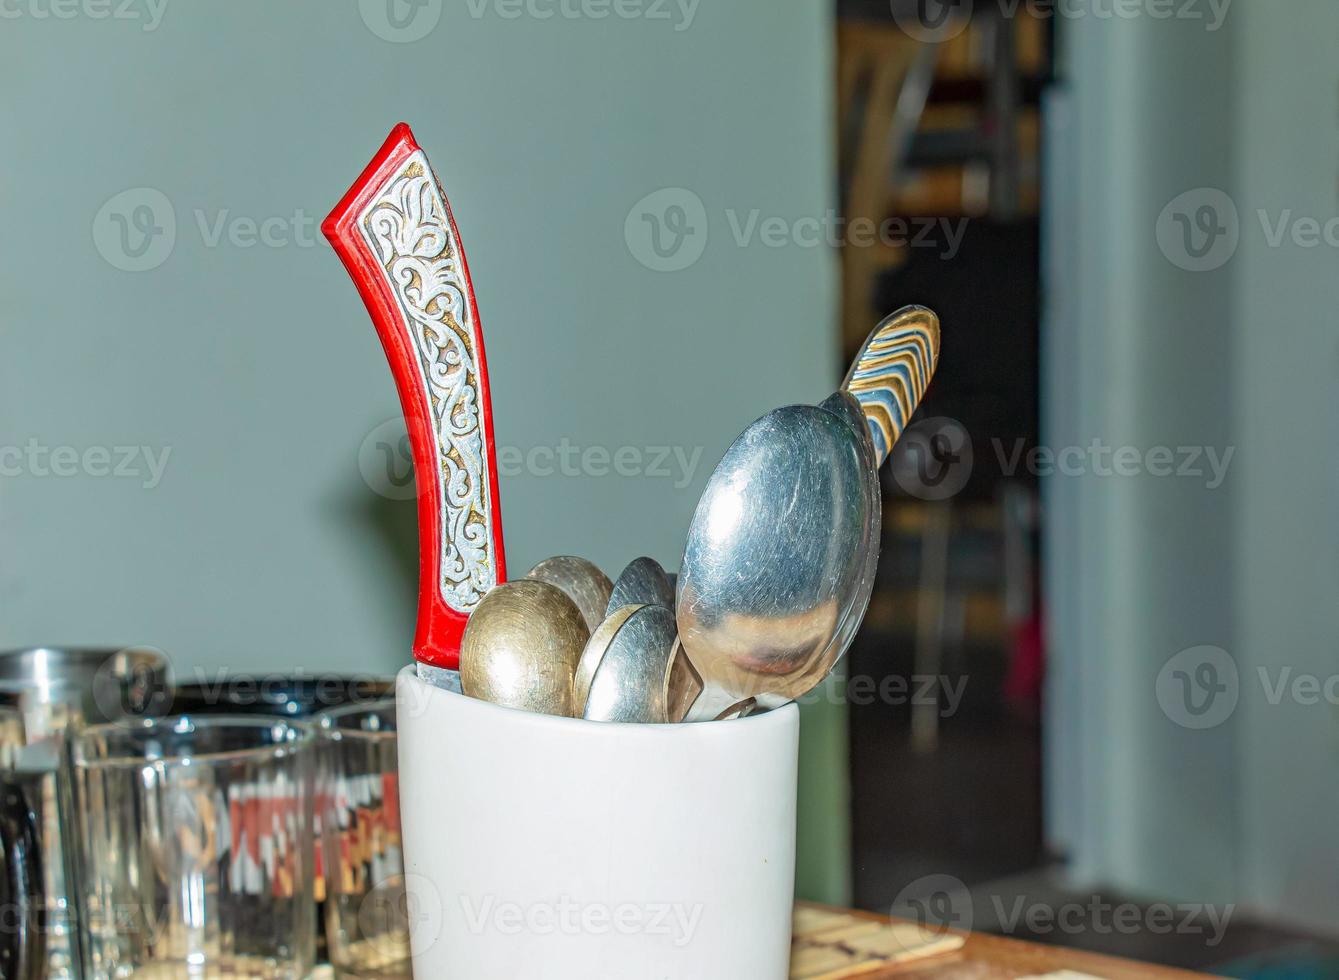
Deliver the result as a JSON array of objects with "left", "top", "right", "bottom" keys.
[
  {"left": 318, "top": 700, "right": 409, "bottom": 978},
  {"left": 0, "top": 645, "right": 172, "bottom": 979},
  {"left": 72, "top": 716, "right": 316, "bottom": 979},
  {"left": 0, "top": 691, "right": 44, "bottom": 979}
]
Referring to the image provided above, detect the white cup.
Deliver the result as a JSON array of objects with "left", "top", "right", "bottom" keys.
[{"left": 395, "top": 665, "right": 799, "bottom": 979}]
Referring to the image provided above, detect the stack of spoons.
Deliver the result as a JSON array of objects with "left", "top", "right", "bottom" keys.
[{"left": 459, "top": 305, "right": 941, "bottom": 723}]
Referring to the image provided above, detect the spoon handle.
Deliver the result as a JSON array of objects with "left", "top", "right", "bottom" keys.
[
  {"left": 843, "top": 305, "right": 941, "bottom": 466},
  {"left": 324, "top": 124, "right": 506, "bottom": 671}
]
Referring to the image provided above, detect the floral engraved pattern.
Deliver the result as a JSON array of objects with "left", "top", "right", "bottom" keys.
[{"left": 360, "top": 153, "right": 494, "bottom": 611}]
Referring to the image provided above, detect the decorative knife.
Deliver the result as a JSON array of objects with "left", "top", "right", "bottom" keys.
[{"left": 323, "top": 124, "right": 506, "bottom": 677}]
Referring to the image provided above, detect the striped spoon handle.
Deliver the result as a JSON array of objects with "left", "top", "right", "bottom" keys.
[{"left": 843, "top": 305, "right": 941, "bottom": 466}]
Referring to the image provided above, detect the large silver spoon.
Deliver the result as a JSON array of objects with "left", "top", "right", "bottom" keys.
[
  {"left": 677, "top": 307, "right": 940, "bottom": 720},
  {"left": 675, "top": 404, "right": 877, "bottom": 719},
  {"left": 578, "top": 604, "right": 683, "bottom": 723}
]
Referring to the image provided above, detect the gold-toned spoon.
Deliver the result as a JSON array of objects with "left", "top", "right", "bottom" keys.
[{"left": 459, "top": 580, "right": 589, "bottom": 716}]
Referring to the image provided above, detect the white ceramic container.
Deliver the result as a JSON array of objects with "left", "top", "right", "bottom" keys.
[{"left": 395, "top": 665, "right": 799, "bottom": 979}]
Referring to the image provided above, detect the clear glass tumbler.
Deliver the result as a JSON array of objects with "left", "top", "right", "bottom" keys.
[
  {"left": 317, "top": 700, "right": 409, "bottom": 978},
  {"left": 72, "top": 716, "right": 316, "bottom": 979}
]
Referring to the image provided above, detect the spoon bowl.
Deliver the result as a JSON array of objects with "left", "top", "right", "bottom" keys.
[
  {"left": 606, "top": 557, "right": 676, "bottom": 616},
  {"left": 460, "top": 580, "right": 589, "bottom": 716},
  {"left": 526, "top": 556, "right": 613, "bottom": 633},
  {"left": 580, "top": 604, "right": 681, "bottom": 723},
  {"left": 676, "top": 405, "right": 877, "bottom": 715}
]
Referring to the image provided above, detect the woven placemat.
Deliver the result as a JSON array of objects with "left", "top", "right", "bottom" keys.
[{"left": 791, "top": 903, "right": 965, "bottom": 979}]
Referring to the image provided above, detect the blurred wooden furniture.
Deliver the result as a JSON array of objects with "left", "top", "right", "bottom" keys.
[
  {"left": 835, "top": 6, "right": 1048, "bottom": 356},
  {"left": 836, "top": 21, "right": 931, "bottom": 355}
]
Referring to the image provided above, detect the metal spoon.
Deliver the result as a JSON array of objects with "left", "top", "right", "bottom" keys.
[
  {"left": 808, "top": 307, "right": 941, "bottom": 689},
  {"left": 526, "top": 556, "right": 613, "bottom": 633},
  {"left": 677, "top": 307, "right": 941, "bottom": 720},
  {"left": 676, "top": 405, "right": 877, "bottom": 719},
  {"left": 580, "top": 604, "right": 681, "bottom": 723},
  {"left": 573, "top": 603, "right": 641, "bottom": 715},
  {"left": 459, "top": 580, "right": 589, "bottom": 716},
  {"left": 606, "top": 557, "right": 675, "bottom": 617}
]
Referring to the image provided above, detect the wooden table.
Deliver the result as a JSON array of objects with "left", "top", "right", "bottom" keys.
[
  {"left": 805, "top": 904, "right": 1215, "bottom": 979},
  {"left": 312, "top": 905, "right": 1217, "bottom": 979}
]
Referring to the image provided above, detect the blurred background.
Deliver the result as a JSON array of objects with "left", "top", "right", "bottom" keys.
[{"left": 2, "top": 0, "right": 1336, "bottom": 974}]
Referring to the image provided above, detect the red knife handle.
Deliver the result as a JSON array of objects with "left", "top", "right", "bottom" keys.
[{"left": 323, "top": 124, "right": 506, "bottom": 670}]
